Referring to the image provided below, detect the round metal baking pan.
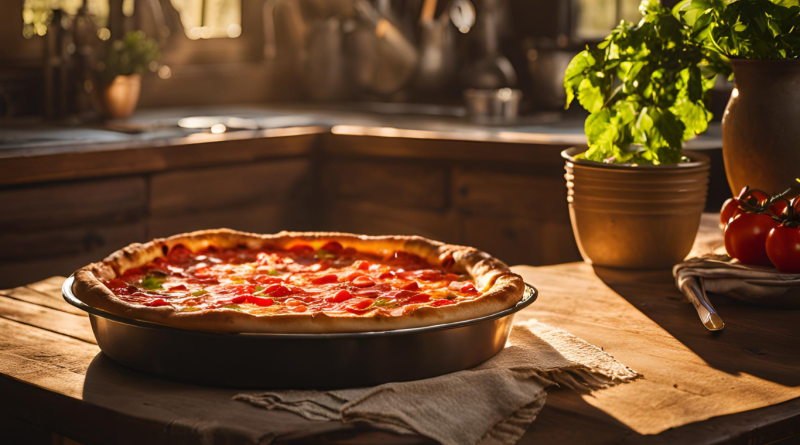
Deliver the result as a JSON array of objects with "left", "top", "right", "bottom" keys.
[{"left": 63, "top": 276, "right": 537, "bottom": 389}]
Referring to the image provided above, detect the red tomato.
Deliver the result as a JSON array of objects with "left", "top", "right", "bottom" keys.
[
  {"left": 766, "top": 226, "right": 800, "bottom": 273},
  {"left": 460, "top": 283, "right": 477, "bottom": 293},
  {"left": 724, "top": 213, "right": 779, "bottom": 267},
  {"left": 720, "top": 198, "right": 738, "bottom": 227}
]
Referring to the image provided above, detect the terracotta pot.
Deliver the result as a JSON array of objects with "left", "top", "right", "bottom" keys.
[
  {"left": 563, "top": 147, "right": 710, "bottom": 269},
  {"left": 101, "top": 74, "right": 141, "bottom": 119},
  {"left": 722, "top": 59, "right": 800, "bottom": 196}
]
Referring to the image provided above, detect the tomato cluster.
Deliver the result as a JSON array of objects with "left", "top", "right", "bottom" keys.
[{"left": 721, "top": 186, "right": 800, "bottom": 273}]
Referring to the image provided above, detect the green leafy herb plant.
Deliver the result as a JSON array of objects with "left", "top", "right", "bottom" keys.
[
  {"left": 564, "top": 0, "right": 800, "bottom": 165},
  {"left": 100, "top": 31, "right": 160, "bottom": 84}
]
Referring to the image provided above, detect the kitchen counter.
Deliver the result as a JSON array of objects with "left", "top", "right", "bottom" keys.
[{"left": 2, "top": 215, "right": 799, "bottom": 445}]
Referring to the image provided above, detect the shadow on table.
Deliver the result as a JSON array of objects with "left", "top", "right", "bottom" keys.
[{"left": 592, "top": 265, "right": 800, "bottom": 387}]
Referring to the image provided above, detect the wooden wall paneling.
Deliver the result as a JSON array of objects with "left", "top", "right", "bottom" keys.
[
  {"left": 149, "top": 201, "right": 314, "bottom": 238},
  {"left": 462, "top": 215, "right": 541, "bottom": 266},
  {"left": 322, "top": 201, "right": 461, "bottom": 245},
  {"left": 0, "top": 177, "right": 147, "bottom": 231},
  {"left": 149, "top": 159, "right": 312, "bottom": 217},
  {"left": 0, "top": 177, "right": 149, "bottom": 287},
  {"left": 461, "top": 215, "right": 580, "bottom": 267},
  {"left": 0, "top": 222, "right": 146, "bottom": 288},
  {"left": 452, "top": 166, "right": 569, "bottom": 222},
  {"left": 320, "top": 159, "right": 448, "bottom": 210},
  {"left": 0, "top": 222, "right": 147, "bottom": 261},
  {"left": 322, "top": 133, "right": 571, "bottom": 165}
]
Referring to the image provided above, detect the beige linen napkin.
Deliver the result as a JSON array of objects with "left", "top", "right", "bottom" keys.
[
  {"left": 674, "top": 254, "right": 800, "bottom": 303},
  {"left": 234, "top": 319, "right": 638, "bottom": 445}
]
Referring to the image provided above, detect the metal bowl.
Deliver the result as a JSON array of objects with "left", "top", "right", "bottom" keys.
[{"left": 63, "top": 276, "right": 537, "bottom": 389}]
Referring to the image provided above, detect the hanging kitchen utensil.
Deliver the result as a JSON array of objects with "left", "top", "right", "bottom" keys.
[
  {"left": 414, "top": 0, "right": 457, "bottom": 92},
  {"left": 354, "top": 0, "right": 419, "bottom": 95}
]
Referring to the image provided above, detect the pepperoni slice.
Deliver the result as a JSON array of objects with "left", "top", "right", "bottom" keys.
[
  {"left": 249, "top": 296, "right": 274, "bottom": 307},
  {"left": 311, "top": 274, "right": 339, "bottom": 285},
  {"left": 289, "top": 244, "right": 314, "bottom": 255},
  {"left": 105, "top": 279, "right": 129, "bottom": 292},
  {"left": 144, "top": 298, "right": 170, "bottom": 307},
  {"left": 352, "top": 276, "right": 375, "bottom": 288},
  {"left": 353, "top": 260, "right": 370, "bottom": 270},
  {"left": 321, "top": 241, "right": 343, "bottom": 253},
  {"left": 401, "top": 281, "right": 419, "bottom": 291},
  {"left": 404, "top": 293, "right": 431, "bottom": 304},
  {"left": 431, "top": 299, "right": 455, "bottom": 307},
  {"left": 264, "top": 284, "right": 291, "bottom": 297},
  {"left": 460, "top": 283, "right": 477, "bottom": 293},
  {"left": 378, "top": 271, "right": 396, "bottom": 279},
  {"left": 327, "top": 289, "right": 354, "bottom": 303},
  {"left": 347, "top": 298, "right": 374, "bottom": 312}
]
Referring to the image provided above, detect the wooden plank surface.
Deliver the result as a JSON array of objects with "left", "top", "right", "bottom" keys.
[{"left": 0, "top": 218, "right": 798, "bottom": 445}]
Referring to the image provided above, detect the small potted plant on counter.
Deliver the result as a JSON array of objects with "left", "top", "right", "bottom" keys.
[
  {"left": 563, "top": 0, "right": 800, "bottom": 269},
  {"left": 96, "top": 31, "right": 160, "bottom": 119},
  {"left": 562, "top": 1, "right": 723, "bottom": 268}
]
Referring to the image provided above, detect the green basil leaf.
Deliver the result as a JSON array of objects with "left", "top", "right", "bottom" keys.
[{"left": 141, "top": 275, "right": 166, "bottom": 290}]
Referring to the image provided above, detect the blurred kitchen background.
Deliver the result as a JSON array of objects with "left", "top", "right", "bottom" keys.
[{"left": 0, "top": 0, "right": 730, "bottom": 287}]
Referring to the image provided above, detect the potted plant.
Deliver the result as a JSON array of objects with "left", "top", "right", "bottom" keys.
[
  {"left": 96, "top": 31, "right": 160, "bottom": 119},
  {"left": 680, "top": 0, "right": 800, "bottom": 196},
  {"left": 563, "top": 0, "right": 800, "bottom": 269}
]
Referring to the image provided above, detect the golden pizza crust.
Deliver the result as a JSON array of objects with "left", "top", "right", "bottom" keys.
[{"left": 73, "top": 229, "right": 526, "bottom": 333}]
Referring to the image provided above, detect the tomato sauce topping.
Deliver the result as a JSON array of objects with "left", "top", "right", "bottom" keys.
[{"left": 103, "top": 244, "right": 482, "bottom": 316}]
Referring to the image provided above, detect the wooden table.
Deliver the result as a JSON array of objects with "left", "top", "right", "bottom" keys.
[{"left": 2, "top": 215, "right": 799, "bottom": 445}]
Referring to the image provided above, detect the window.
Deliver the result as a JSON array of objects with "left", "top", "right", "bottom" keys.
[
  {"left": 22, "top": 0, "right": 241, "bottom": 40},
  {"left": 22, "top": 0, "right": 110, "bottom": 38},
  {"left": 573, "top": 0, "right": 641, "bottom": 41},
  {"left": 169, "top": 0, "right": 241, "bottom": 39}
]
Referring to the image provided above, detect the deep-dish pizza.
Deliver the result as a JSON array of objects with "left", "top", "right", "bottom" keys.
[{"left": 73, "top": 230, "right": 525, "bottom": 333}]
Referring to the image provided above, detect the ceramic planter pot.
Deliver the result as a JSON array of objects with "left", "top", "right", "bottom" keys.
[
  {"left": 563, "top": 147, "right": 710, "bottom": 269},
  {"left": 101, "top": 74, "right": 141, "bottom": 119},
  {"left": 722, "top": 59, "right": 800, "bottom": 196}
]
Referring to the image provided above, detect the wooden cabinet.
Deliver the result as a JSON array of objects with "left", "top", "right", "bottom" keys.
[
  {"left": 0, "top": 159, "right": 314, "bottom": 288},
  {"left": 148, "top": 160, "right": 313, "bottom": 237},
  {"left": 0, "top": 178, "right": 148, "bottom": 286},
  {"left": 0, "top": 133, "right": 582, "bottom": 287},
  {"left": 319, "top": 155, "right": 581, "bottom": 267}
]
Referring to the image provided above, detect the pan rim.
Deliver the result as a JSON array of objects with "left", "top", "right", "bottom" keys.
[{"left": 63, "top": 275, "right": 537, "bottom": 339}]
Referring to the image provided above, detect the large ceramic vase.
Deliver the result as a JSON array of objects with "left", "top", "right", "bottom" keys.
[
  {"left": 563, "top": 147, "right": 710, "bottom": 269},
  {"left": 722, "top": 60, "right": 800, "bottom": 196}
]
